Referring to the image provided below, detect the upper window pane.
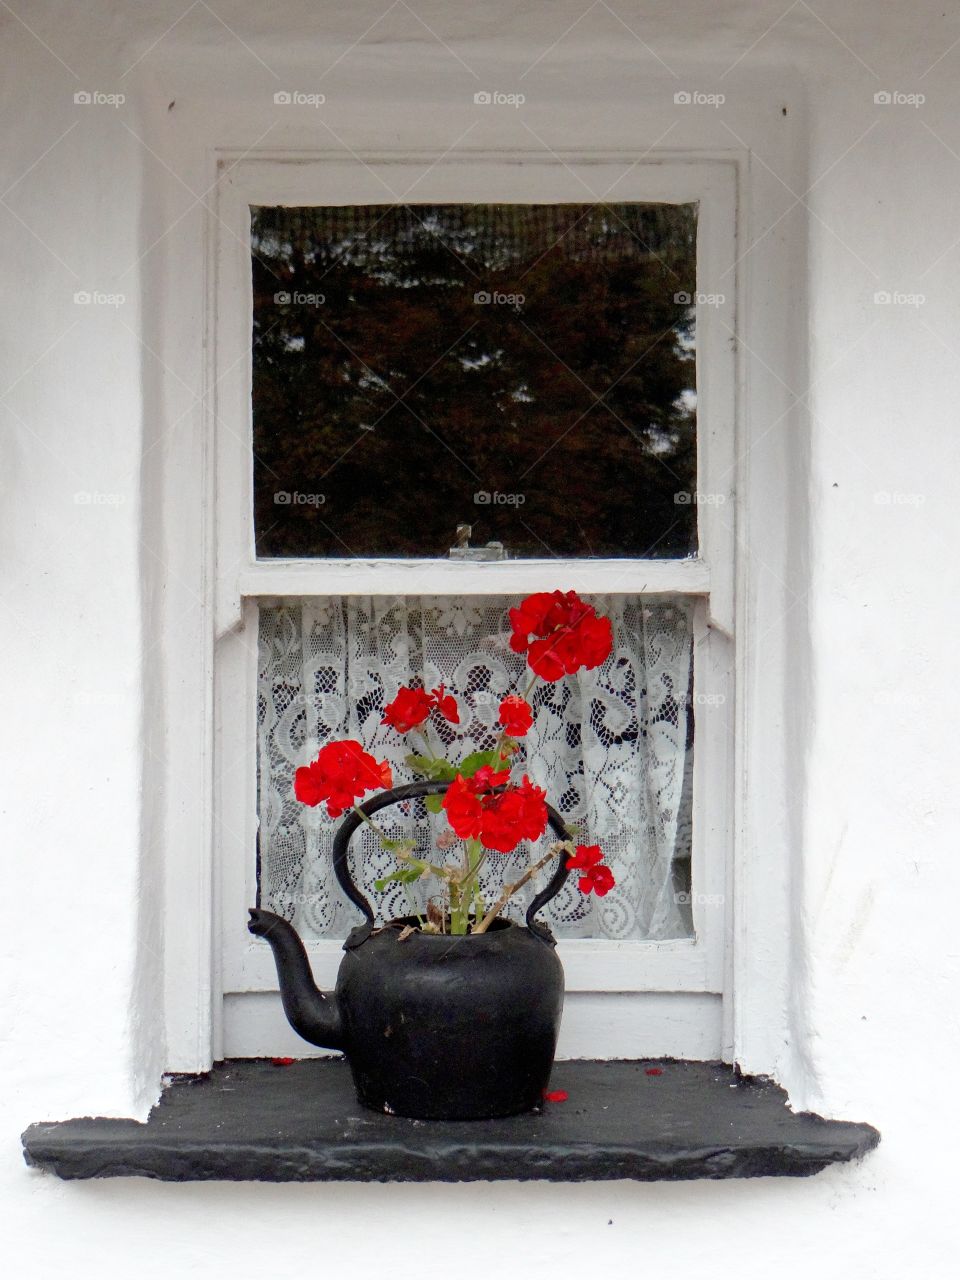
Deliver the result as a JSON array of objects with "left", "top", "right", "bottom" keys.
[{"left": 251, "top": 203, "right": 698, "bottom": 560}]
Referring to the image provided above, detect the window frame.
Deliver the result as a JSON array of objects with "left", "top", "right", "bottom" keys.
[{"left": 211, "top": 153, "right": 738, "bottom": 1055}]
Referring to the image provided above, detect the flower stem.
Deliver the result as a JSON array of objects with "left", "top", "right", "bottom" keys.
[
  {"left": 449, "top": 838, "right": 485, "bottom": 934},
  {"left": 402, "top": 885, "right": 426, "bottom": 931},
  {"left": 351, "top": 804, "right": 391, "bottom": 843},
  {"left": 472, "top": 841, "right": 569, "bottom": 934}
]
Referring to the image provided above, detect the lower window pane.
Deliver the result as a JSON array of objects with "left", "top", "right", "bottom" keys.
[{"left": 256, "top": 595, "right": 695, "bottom": 940}]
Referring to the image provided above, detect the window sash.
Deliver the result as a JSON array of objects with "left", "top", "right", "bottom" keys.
[
  {"left": 214, "top": 156, "right": 736, "bottom": 635},
  {"left": 220, "top": 595, "right": 731, "bottom": 996}
]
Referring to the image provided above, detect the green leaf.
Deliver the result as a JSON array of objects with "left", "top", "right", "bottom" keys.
[
  {"left": 424, "top": 793, "right": 444, "bottom": 814},
  {"left": 404, "top": 753, "right": 457, "bottom": 782},
  {"left": 374, "top": 865, "right": 427, "bottom": 892},
  {"left": 458, "top": 749, "right": 510, "bottom": 779},
  {"left": 379, "top": 836, "right": 416, "bottom": 854}
]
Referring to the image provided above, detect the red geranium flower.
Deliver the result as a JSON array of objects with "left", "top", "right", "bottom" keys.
[
  {"left": 509, "top": 590, "right": 613, "bottom": 682},
  {"left": 580, "top": 863, "right": 615, "bottom": 896},
  {"left": 498, "top": 694, "right": 533, "bottom": 736},
  {"left": 471, "top": 763, "right": 512, "bottom": 790},
  {"left": 294, "top": 739, "right": 393, "bottom": 818},
  {"left": 382, "top": 683, "right": 460, "bottom": 732},
  {"left": 442, "top": 771, "right": 548, "bottom": 854},
  {"left": 566, "top": 843, "right": 603, "bottom": 873},
  {"left": 566, "top": 843, "right": 616, "bottom": 896},
  {"left": 479, "top": 776, "right": 549, "bottom": 852},
  {"left": 431, "top": 684, "right": 460, "bottom": 725},
  {"left": 441, "top": 774, "right": 486, "bottom": 841},
  {"left": 382, "top": 685, "right": 434, "bottom": 732}
]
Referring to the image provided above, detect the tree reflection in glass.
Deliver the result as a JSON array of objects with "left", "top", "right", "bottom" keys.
[{"left": 251, "top": 202, "right": 698, "bottom": 560}]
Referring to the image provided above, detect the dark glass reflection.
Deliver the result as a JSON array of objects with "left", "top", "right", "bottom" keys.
[{"left": 251, "top": 203, "right": 697, "bottom": 559}]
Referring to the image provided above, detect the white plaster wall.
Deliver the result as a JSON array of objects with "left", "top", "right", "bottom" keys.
[{"left": 1, "top": 2, "right": 958, "bottom": 1276}]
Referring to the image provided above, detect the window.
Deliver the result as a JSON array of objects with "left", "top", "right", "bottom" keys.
[{"left": 215, "top": 158, "right": 735, "bottom": 1059}]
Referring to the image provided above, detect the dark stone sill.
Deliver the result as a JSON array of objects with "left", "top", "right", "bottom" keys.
[{"left": 22, "top": 1058, "right": 879, "bottom": 1183}]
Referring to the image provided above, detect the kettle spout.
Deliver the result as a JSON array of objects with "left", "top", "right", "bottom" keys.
[{"left": 247, "top": 908, "right": 345, "bottom": 1051}]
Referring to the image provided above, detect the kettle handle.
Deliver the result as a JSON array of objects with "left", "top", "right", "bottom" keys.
[{"left": 330, "top": 779, "right": 571, "bottom": 941}]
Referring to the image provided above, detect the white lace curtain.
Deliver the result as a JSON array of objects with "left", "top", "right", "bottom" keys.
[{"left": 257, "top": 595, "right": 694, "bottom": 940}]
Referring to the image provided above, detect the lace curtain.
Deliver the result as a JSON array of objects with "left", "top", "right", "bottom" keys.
[{"left": 257, "top": 595, "right": 694, "bottom": 940}]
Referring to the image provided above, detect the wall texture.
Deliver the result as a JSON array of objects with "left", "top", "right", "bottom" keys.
[{"left": 1, "top": 2, "right": 957, "bottom": 1276}]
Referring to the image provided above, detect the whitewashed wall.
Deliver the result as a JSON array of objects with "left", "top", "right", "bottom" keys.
[{"left": 1, "top": 2, "right": 956, "bottom": 1275}]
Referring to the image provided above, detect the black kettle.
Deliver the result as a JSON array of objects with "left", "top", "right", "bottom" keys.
[{"left": 249, "top": 780, "right": 571, "bottom": 1119}]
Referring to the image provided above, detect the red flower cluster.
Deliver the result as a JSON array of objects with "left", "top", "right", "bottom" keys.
[
  {"left": 498, "top": 694, "right": 533, "bottom": 737},
  {"left": 443, "top": 771, "right": 548, "bottom": 854},
  {"left": 566, "top": 843, "right": 616, "bottom": 896},
  {"left": 382, "top": 683, "right": 460, "bottom": 733},
  {"left": 508, "top": 590, "right": 613, "bottom": 682},
  {"left": 294, "top": 739, "right": 393, "bottom": 818}
]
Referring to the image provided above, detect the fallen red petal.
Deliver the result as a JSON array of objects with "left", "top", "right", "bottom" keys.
[
  {"left": 271, "top": 1057, "right": 295, "bottom": 1066},
  {"left": 645, "top": 1067, "right": 663, "bottom": 1076},
  {"left": 543, "top": 1089, "right": 569, "bottom": 1102}
]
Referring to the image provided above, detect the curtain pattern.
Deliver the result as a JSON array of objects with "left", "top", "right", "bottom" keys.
[{"left": 257, "top": 595, "right": 694, "bottom": 940}]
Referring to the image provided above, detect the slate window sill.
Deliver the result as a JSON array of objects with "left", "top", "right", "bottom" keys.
[{"left": 22, "top": 1058, "right": 879, "bottom": 1183}]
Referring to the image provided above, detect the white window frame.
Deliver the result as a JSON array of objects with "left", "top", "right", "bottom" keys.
[{"left": 212, "top": 153, "right": 738, "bottom": 1058}]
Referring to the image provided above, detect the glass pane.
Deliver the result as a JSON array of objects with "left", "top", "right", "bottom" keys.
[
  {"left": 251, "top": 203, "right": 698, "bottom": 559},
  {"left": 256, "top": 594, "right": 695, "bottom": 941}
]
